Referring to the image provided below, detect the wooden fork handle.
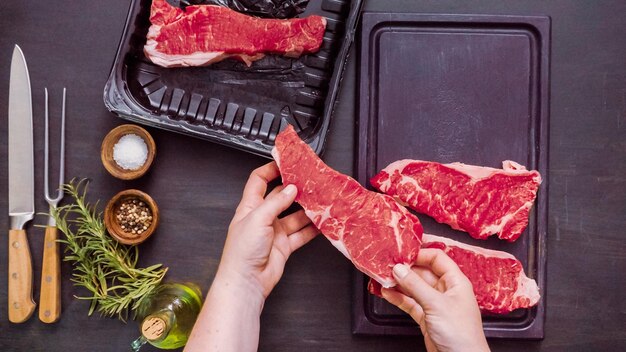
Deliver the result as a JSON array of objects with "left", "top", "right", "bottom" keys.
[
  {"left": 8, "top": 229, "right": 36, "bottom": 323},
  {"left": 39, "top": 226, "right": 61, "bottom": 323}
]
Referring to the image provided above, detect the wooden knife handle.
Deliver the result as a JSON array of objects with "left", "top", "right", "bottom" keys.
[
  {"left": 8, "top": 229, "right": 36, "bottom": 323},
  {"left": 39, "top": 226, "right": 61, "bottom": 323}
]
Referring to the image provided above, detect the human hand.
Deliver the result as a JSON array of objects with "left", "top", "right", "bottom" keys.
[
  {"left": 381, "top": 248, "right": 490, "bottom": 352},
  {"left": 215, "top": 161, "right": 318, "bottom": 303},
  {"left": 186, "top": 162, "right": 318, "bottom": 352}
]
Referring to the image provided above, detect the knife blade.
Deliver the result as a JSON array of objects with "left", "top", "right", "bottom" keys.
[{"left": 8, "top": 44, "right": 36, "bottom": 323}]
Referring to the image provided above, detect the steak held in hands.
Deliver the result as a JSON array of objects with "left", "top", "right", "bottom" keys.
[
  {"left": 369, "top": 234, "right": 540, "bottom": 314},
  {"left": 145, "top": 0, "right": 327, "bottom": 67},
  {"left": 272, "top": 126, "right": 423, "bottom": 288},
  {"left": 371, "top": 160, "right": 541, "bottom": 242}
]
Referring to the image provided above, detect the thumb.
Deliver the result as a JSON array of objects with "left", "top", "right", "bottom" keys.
[
  {"left": 254, "top": 184, "right": 298, "bottom": 222},
  {"left": 392, "top": 263, "right": 440, "bottom": 310}
]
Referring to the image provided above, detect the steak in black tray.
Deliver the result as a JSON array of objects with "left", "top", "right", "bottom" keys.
[{"left": 104, "top": 0, "right": 362, "bottom": 157}]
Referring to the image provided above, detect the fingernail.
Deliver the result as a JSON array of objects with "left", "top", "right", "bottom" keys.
[
  {"left": 393, "top": 264, "right": 410, "bottom": 279},
  {"left": 282, "top": 184, "right": 297, "bottom": 195}
]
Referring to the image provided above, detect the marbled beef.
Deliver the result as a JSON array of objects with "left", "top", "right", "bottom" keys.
[
  {"left": 145, "top": 0, "right": 326, "bottom": 67},
  {"left": 369, "top": 234, "right": 541, "bottom": 314},
  {"left": 272, "top": 126, "right": 423, "bottom": 288},
  {"left": 371, "top": 160, "right": 541, "bottom": 242}
]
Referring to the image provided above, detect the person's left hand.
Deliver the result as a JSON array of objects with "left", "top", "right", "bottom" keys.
[
  {"left": 215, "top": 161, "right": 319, "bottom": 302},
  {"left": 186, "top": 162, "right": 318, "bottom": 352}
]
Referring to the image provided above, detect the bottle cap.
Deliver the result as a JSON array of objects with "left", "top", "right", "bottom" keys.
[{"left": 142, "top": 316, "right": 167, "bottom": 341}]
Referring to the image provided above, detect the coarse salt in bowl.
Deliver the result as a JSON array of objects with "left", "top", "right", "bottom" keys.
[
  {"left": 101, "top": 124, "right": 156, "bottom": 180},
  {"left": 113, "top": 133, "right": 148, "bottom": 170}
]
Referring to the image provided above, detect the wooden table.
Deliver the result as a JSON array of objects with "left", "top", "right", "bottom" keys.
[{"left": 1, "top": 1, "right": 625, "bottom": 351}]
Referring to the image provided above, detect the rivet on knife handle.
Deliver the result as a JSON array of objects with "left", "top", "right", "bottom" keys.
[
  {"left": 8, "top": 229, "right": 36, "bottom": 323},
  {"left": 39, "top": 226, "right": 61, "bottom": 323}
]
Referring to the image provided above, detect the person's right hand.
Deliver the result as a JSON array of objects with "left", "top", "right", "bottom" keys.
[{"left": 381, "top": 248, "right": 490, "bottom": 352}]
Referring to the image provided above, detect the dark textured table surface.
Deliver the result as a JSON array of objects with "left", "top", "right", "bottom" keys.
[{"left": 1, "top": 1, "right": 625, "bottom": 351}]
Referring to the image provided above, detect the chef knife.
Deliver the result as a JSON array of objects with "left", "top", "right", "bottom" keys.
[{"left": 8, "top": 44, "right": 36, "bottom": 323}]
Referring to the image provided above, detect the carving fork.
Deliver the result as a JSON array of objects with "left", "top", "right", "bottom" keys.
[{"left": 39, "top": 88, "right": 65, "bottom": 323}]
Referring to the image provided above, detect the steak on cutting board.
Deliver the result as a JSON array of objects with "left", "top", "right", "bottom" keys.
[
  {"left": 273, "top": 125, "right": 423, "bottom": 288},
  {"left": 145, "top": 0, "right": 327, "bottom": 67},
  {"left": 370, "top": 234, "right": 540, "bottom": 314},
  {"left": 371, "top": 160, "right": 542, "bottom": 242},
  {"left": 422, "top": 234, "right": 540, "bottom": 313}
]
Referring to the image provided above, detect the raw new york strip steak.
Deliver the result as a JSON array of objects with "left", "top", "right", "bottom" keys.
[
  {"left": 145, "top": 0, "right": 327, "bottom": 67},
  {"left": 371, "top": 160, "right": 542, "bottom": 242},
  {"left": 369, "top": 234, "right": 540, "bottom": 314},
  {"left": 273, "top": 126, "right": 423, "bottom": 288}
]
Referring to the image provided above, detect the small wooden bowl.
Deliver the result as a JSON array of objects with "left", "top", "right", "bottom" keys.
[
  {"left": 104, "top": 189, "right": 159, "bottom": 245},
  {"left": 101, "top": 124, "right": 156, "bottom": 180}
]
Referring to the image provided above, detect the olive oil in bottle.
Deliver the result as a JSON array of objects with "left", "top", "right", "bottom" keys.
[{"left": 131, "top": 282, "right": 203, "bottom": 351}]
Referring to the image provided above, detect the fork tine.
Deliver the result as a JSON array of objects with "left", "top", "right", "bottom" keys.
[
  {"left": 58, "top": 88, "right": 66, "bottom": 197},
  {"left": 44, "top": 88, "right": 50, "bottom": 200}
]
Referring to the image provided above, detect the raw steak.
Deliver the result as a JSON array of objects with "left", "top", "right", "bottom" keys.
[
  {"left": 145, "top": 0, "right": 327, "bottom": 67},
  {"left": 272, "top": 126, "right": 423, "bottom": 288},
  {"left": 371, "top": 160, "right": 542, "bottom": 242},
  {"left": 369, "top": 234, "right": 540, "bottom": 314}
]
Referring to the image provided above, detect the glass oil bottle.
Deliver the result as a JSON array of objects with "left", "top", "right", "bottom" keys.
[{"left": 131, "top": 282, "right": 203, "bottom": 351}]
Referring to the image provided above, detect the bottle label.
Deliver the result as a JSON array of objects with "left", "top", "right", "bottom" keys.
[{"left": 142, "top": 316, "right": 167, "bottom": 341}]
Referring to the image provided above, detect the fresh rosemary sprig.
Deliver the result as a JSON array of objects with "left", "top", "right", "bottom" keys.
[{"left": 52, "top": 179, "right": 168, "bottom": 321}]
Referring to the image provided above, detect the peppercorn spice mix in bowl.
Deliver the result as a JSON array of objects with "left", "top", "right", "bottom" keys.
[
  {"left": 101, "top": 124, "right": 156, "bottom": 180},
  {"left": 104, "top": 189, "right": 159, "bottom": 245}
]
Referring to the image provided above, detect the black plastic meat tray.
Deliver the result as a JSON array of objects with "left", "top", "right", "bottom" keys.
[
  {"left": 353, "top": 13, "right": 550, "bottom": 339},
  {"left": 104, "top": 0, "right": 363, "bottom": 157}
]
